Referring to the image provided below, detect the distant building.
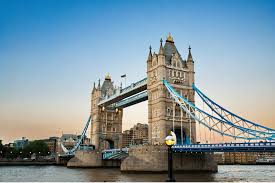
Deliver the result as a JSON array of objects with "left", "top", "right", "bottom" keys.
[
  {"left": 60, "top": 134, "right": 78, "bottom": 150},
  {"left": 14, "top": 137, "right": 29, "bottom": 150},
  {"left": 77, "top": 135, "right": 90, "bottom": 145},
  {"left": 40, "top": 137, "right": 59, "bottom": 155},
  {"left": 122, "top": 123, "right": 148, "bottom": 147},
  {"left": 224, "top": 152, "right": 257, "bottom": 164},
  {"left": 6, "top": 143, "right": 15, "bottom": 148},
  {"left": 132, "top": 123, "right": 148, "bottom": 145},
  {"left": 213, "top": 152, "right": 275, "bottom": 165},
  {"left": 122, "top": 130, "right": 133, "bottom": 147}
]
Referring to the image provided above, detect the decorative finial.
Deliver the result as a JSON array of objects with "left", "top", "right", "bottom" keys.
[
  {"left": 166, "top": 33, "right": 174, "bottom": 43},
  {"left": 159, "top": 38, "right": 164, "bottom": 55},
  {"left": 105, "top": 73, "right": 111, "bottom": 80},
  {"left": 98, "top": 79, "right": 101, "bottom": 88},
  {"left": 187, "top": 45, "right": 193, "bottom": 61},
  {"left": 147, "top": 45, "right": 153, "bottom": 61}
]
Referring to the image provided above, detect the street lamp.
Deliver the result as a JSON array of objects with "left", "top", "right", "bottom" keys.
[{"left": 165, "top": 131, "right": 176, "bottom": 182}]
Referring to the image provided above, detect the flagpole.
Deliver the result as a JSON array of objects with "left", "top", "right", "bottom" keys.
[{"left": 121, "top": 74, "right": 127, "bottom": 88}]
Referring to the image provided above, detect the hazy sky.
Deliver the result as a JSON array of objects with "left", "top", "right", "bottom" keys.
[{"left": 0, "top": 0, "right": 274, "bottom": 144}]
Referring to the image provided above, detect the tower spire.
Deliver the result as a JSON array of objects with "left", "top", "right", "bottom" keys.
[
  {"left": 187, "top": 45, "right": 193, "bottom": 61},
  {"left": 158, "top": 38, "right": 164, "bottom": 55},
  {"left": 98, "top": 79, "right": 101, "bottom": 89},
  {"left": 147, "top": 45, "right": 152, "bottom": 61}
]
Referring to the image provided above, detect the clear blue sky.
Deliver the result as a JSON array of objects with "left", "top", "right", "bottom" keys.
[{"left": 0, "top": 0, "right": 274, "bottom": 143}]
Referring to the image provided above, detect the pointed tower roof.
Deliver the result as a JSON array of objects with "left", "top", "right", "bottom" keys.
[
  {"left": 158, "top": 38, "right": 164, "bottom": 55},
  {"left": 187, "top": 45, "right": 193, "bottom": 61},
  {"left": 98, "top": 79, "right": 101, "bottom": 89},
  {"left": 147, "top": 45, "right": 152, "bottom": 61},
  {"left": 93, "top": 82, "right": 96, "bottom": 91},
  {"left": 164, "top": 33, "right": 180, "bottom": 64}
]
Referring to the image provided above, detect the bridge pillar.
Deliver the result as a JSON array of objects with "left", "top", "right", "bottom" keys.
[
  {"left": 147, "top": 34, "right": 196, "bottom": 145},
  {"left": 121, "top": 144, "right": 217, "bottom": 172},
  {"left": 91, "top": 75, "right": 123, "bottom": 151}
]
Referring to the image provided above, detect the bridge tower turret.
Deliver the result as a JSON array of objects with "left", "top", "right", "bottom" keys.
[
  {"left": 147, "top": 33, "right": 196, "bottom": 145},
  {"left": 91, "top": 75, "right": 123, "bottom": 150}
]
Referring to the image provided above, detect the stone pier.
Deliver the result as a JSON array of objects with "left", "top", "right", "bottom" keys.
[
  {"left": 67, "top": 150, "right": 102, "bottom": 168},
  {"left": 121, "top": 145, "right": 217, "bottom": 172}
]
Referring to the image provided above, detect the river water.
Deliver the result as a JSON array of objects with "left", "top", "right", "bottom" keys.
[{"left": 0, "top": 165, "right": 274, "bottom": 182}]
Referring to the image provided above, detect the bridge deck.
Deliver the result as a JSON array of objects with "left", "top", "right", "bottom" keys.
[
  {"left": 98, "top": 78, "right": 147, "bottom": 107},
  {"left": 173, "top": 142, "right": 275, "bottom": 152}
]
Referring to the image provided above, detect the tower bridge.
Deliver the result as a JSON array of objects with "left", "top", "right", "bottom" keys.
[{"left": 61, "top": 33, "right": 275, "bottom": 172}]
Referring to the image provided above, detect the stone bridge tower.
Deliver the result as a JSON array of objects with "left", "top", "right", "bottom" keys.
[
  {"left": 147, "top": 33, "right": 196, "bottom": 145},
  {"left": 90, "top": 74, "right": 123, "bottom": 150}
]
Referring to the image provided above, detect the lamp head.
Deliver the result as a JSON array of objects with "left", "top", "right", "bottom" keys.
[{"left": 165, "top": 131, "right": 176, "bottom": 147}]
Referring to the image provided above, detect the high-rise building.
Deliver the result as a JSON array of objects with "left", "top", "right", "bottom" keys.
[{"left": 122, "top": 130, "right": 132, "bottom": 148}]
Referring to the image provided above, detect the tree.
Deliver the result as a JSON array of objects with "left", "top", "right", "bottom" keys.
[{"left": 23, "top": 140, "right": 49, "bottom": 157}]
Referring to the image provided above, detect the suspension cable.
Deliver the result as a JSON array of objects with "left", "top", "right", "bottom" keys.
[
  {"left": 187, "top": 95, "right": 192, "bottom": 144},
  {"left": 180, "top": 104, "right": 183, "bottom": 145},
  {"left": 173, "top": 101, "right": 175, "bottom": 132}
]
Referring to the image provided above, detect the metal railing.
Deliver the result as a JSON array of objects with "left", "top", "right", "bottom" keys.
[{"left": 173, "top": 142, "right": 275, "bottom": 152}]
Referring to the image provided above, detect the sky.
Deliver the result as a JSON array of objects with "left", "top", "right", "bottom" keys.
[{"left": 0, "top": 0, "right": 274, "bottom": 144}]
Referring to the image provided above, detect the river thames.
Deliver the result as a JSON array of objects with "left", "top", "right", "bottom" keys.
[{"left": 0, "top": 165, "right": 274, "bottom": 182}]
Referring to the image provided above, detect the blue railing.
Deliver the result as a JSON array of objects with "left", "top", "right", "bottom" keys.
[{"left": 102, "top": 148, "right": 129, "bottom": 160}]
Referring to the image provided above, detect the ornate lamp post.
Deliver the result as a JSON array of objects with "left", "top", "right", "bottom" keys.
[{"left": 165, "top": 132, "right": 176, "bottom": 182}]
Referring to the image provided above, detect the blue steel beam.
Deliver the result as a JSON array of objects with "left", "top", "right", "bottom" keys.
[
  {"left": 98, "top": 78, "right": 147, "bottom": 107},
  {"left": 110, "top": 91, "right": 148, "bottom": 109}
]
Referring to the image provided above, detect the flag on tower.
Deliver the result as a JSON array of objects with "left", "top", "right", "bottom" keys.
[{"left": 121, "top": 74, "right": 126, "bottom": 78}]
